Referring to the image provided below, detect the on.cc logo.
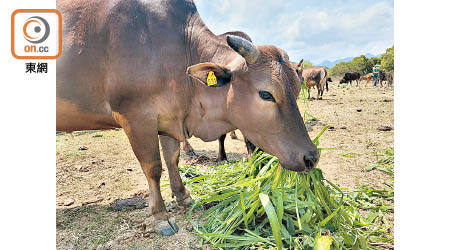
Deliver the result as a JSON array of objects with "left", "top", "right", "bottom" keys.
[
  {"left": 23, "top": 16, "right": 50, "bottom": 44},
  {"left": 11, "top": 9, "right": 62, "bottom": 59}
]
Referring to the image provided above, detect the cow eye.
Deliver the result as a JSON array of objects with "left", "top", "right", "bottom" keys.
[{"left": 259, "top": 91, "right": 275, "bottom": 102}]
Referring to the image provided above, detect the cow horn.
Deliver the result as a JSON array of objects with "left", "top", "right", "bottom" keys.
[{"left": 226, "top": 35, "right": 259, "bottom": 64}]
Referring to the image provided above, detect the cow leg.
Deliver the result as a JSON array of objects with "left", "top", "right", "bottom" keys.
[
  {"left": 230, "top": 130, "right": 238, "bottom": 139},
  {"left": 317, "top": 87, "right": 321, "bottom": 100},
  {"left": 217, "top": 134, "right": 227, "bottom": 161},
  {"left": 244, "top": 137, "right": 257, "bottom": 161},
  {"left": 160, "top": 135, "right": 194, "bottom": 208},
  {"left": 114, "top": 113, "right": 177, "bottom": 236},
  {"left": 182, "top": 139, "right": 196, "bottom": 156},
  {"left": 307, "top": 88, "right": 311, "bottom": 99}
]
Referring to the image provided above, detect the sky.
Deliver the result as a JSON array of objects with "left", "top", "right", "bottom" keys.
[{"left": 195, "top": 0, "right": 394, "bottom": 64}]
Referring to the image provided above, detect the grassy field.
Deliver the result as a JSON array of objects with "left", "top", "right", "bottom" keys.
[{"left": 56, "top": 82, "right": 393, "bottom": 249}]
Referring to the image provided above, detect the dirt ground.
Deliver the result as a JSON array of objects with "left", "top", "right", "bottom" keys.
[{"left": 56, "top": 81, "right": 393, "bottom": 249}]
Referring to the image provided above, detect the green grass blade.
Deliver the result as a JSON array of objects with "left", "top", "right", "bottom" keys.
[
  {"left": 259, "top": 193, "right": 282, "bottom": 250},
  {"left": 240, "top": 191, "right": 248, "bottom": 229},
  {"left": 295, "top": 176, "right": 303, "bottom": 231},
  {"left": 272, "top": 189, "right": 284, "bottom": 223},
  {"left": 318, "top": 206, "right": 341, "bottom": 227}
]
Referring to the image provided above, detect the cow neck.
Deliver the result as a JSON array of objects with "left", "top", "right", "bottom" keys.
[{"left": 182, "top": 12, "right": 238, "bottom": 141}]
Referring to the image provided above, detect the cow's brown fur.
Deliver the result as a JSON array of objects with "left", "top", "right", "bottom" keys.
[
  {"left": 360, "top": 73, "right": 373, "bottom": 86},
  {"left": 56, "top": 0, "right": 317, "bottom": 235},
  {"left": 182, "top": 31, "right": 253, "bottom": 161}
]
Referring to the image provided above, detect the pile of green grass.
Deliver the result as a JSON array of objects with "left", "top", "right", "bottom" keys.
[
  {"left": 182, "top": 152, "right": 393, "bottom": 249},
  {"left": 298, "top": 81, "right": 318, "bottom": 121},
  {"left": 179, "top": 83, "right": 393, "bottom": 249},
  {"left": 365, "top": 149, "right": 394, "bottom": 176}
]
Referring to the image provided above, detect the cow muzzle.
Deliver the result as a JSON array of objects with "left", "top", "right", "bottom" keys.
[
  {"left": 303, "top": 150, "right": 319, "bottom": 171},
  {"left": 280, "top": 148, "right": 319, "bottom": 173}
]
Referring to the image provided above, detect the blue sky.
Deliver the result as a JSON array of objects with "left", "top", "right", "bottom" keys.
[{"left": 195, "top": 0, "right": 394, "bottom": 64}]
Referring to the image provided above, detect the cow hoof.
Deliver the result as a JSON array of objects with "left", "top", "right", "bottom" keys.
[
  {"left": 177, "top": 196, "right": 194, "bottom": 208},
  {"left": 154, "top": 218, "right": 179, "bottom": 236},
  {"left": 216, "top": 157, "right": 227, "bottom": 162},
  {"left": 186, "top": 150, "right": 197, "bottom": 157}
]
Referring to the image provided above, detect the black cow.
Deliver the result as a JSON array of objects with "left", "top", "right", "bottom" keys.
[
  {"left": 326, "top": 77, "right": 332, "bottom": 91},
  {"left": 377, "top": 71, "right": 393, "bottom": 87},
  {"left": 340, "top": 72, "right": 361, "bottom": 86}
]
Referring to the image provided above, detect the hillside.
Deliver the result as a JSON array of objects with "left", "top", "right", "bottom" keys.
[{"left": 319, "top": 53, "right": 381, "bottom": 68}]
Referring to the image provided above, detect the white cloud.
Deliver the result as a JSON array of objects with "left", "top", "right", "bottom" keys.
[{"left": 195, "top": 0, "right": 393, "bottom": 64}]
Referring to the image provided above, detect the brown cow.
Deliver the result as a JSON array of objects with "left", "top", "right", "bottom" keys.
[
  {"left": 296, "top": 64, "right": 328, "bottom": 100},
  {"left": 360, "top": 73, "right": 373, "bottom": 86},
  {"left": 56, "top": 0, "right": 318, "bottom": 236}
]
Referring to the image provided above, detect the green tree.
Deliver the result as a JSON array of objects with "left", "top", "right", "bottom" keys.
[
  {"left": 352, "top": 55, "right": 371, "bottom": 75},
  {"left": 368, "top": 57, "right": 381, "bottom": 68},
  {"left": 380, "top": 45, "right": 394, "bottom": 72},
  {"left": 302, "top": 61, "right": 314, "bottom": 68},
  {"left": 292, "top": 60, "right": 314, "bottom": 68},
  {"left": 329, "top": 61, "right": 355, "bottom": 76}
]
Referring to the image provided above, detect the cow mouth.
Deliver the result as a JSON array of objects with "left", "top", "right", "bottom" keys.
[
  {"left": 279, "top": 153, "right": 318, "bottom": 173},
  {"left": 280, "top": 162, "right": 309, "bottom": 173},
  {"left": 304, "top": 158, "right": 316, "bottom": 171}
]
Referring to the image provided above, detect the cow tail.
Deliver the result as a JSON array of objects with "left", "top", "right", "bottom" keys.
[{"left": 321, "top": 69, "right": 329, "bottom": 92}]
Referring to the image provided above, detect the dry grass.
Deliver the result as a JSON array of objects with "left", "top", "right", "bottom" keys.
[{"left": 56, "top": 83, "right": 393, "bottom": 249}]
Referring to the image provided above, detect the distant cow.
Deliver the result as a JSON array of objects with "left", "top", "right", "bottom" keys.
[
  {"left": 295, "top": 63, "right": 328, "bottom": 100},
  {"left": 340, "top": 72, "right": 361, "bottom": 86},
  {"left": 360, "top": 73, "right": 373, "bottom": 86},
  {"left": 378, "top": 71, "right": 394, "bottom": 87},
  {"left": 385, "top": 72, "right": 394, "bottom": 87}
]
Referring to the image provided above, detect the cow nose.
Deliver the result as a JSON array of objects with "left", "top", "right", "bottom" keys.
[{"left": 303, "top": 150, "right": 319, "bottom": 170}]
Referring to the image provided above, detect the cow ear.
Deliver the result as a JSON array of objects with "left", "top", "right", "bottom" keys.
[{"left": 187, "top": 63, "right": 232, "bottom": 87}]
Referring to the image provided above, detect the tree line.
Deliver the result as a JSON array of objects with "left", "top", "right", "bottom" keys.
[{"left": 327, "top": 45, "right": 394, "bottom": 76}]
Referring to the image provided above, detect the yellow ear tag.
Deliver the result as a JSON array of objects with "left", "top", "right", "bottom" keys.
[
  {"left": 207, "top": 71, "right": 217, "bottom": 86},
  {"left": 298, "top": 65, "right": 303, "bottom": 71}
]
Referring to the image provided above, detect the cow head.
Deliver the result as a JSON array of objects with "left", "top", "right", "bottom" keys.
[{"left": 187, "top": 35, "right": 318, "bottom": 172}]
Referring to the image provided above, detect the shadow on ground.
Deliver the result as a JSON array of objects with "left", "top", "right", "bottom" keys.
[{"left": 56, "top": 195, "right": 201, "bottom": 250}]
